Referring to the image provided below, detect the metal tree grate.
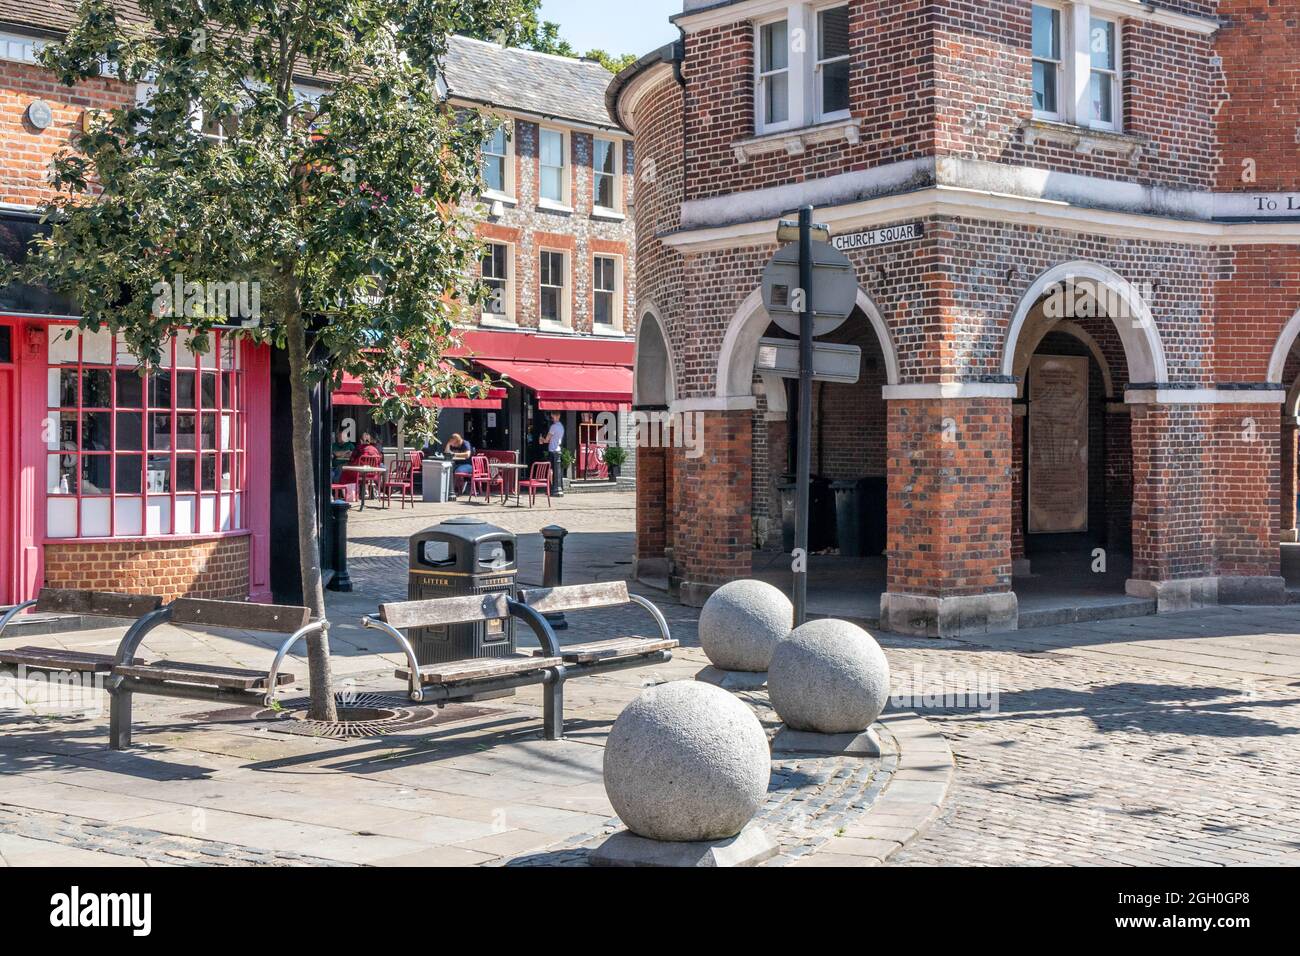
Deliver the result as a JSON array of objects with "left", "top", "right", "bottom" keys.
[{"left": 254, "top": 692, "right": 447, "bottom": 739}]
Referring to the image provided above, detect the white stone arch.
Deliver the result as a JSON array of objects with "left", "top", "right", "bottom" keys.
[
  {"left": 634, "top": 300, "right": 676, "bottom": 408},
  {"left": 1015, "top": 319, "right": 1117, "bottom": 399},
  {"left": 1002, "top": 261, "right": 1168, "bottom": 385},
  {"left": 716, "top": 287, "right": 900, "bottom": 401},
  {"left": 1288, "top": 375, "right": 1300, "bottom": 418},
  {"left": 1267, "top": 306, "right": 1300, "bottom": 386}
]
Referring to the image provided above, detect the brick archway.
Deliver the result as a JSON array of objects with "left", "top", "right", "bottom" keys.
[
  {"left": 1001, "top": 261, "right": 1168, "bottom": 386},
  {"left": 716, "top": 286, "right": 900, "bottom": 401}
]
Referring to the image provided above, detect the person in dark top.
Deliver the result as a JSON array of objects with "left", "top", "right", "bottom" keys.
[{"left": 445, "top": 433, "right": 475, "bottom": 479}]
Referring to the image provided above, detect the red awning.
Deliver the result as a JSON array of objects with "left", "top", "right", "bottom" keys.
[
  {"left": 476, "top": 359, "right": 632, "bottom": 410},
  {"left": 334, "top": 372, "right": 505, "bottom": 409},
  {"left": 450, "top": 329, "right": 634, "bottom": 365}
]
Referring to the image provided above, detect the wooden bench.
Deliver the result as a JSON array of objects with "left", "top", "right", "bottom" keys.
[
  {"left": 106, "top": 598, "right": 324, "bottom": 750},
  {"left": 362, "top": 583, "right": 676, "bottom": 740},
  {"left": 0, "top": 589, "right": 164, "bottom": 677}
]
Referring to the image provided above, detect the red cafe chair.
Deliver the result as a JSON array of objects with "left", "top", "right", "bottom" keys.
[
  {"left": 469, "top": 454, "right": 503, "bottom": 503},
  {"left": 518, "top": 461, "right": 553, "bottom": 508}
]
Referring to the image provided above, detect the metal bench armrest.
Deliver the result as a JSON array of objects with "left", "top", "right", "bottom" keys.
[
  {"left": 264, "top": 620, "right": 330, "bottom": 706},
  {"left": 508, "top": 600, "right": 563, "bottom": 658},
  {"left": 111, "top": 605, "right": 175, "bottom": 677},
  {"left": 361, "top": 614, "right": 426, "bottom": 703},
  {"left": 627, "top": 593, "right": 673, "bottom": 644},
  {"left": 0, "top": 600, "right": 38, "bottom": 638}
]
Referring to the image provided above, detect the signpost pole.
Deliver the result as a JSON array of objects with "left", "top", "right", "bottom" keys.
[{"left": 794, "top": 205, "right": 815, "bottom": 627}]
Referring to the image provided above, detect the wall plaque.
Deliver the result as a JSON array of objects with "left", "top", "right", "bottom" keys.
[{"left": 1028, "top": 354, "right": 1089, "bottom": 534}]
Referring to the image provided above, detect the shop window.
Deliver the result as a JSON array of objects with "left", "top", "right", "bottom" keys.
[
  {"left": 0, "top": 326, "right": 10, "bottom": 364},
  {"left": 46, "top": 326, "right": 246, "bottom": 539}
]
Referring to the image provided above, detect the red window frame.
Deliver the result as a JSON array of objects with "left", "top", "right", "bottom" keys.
[{"left": 45, "top": 326, "right": 247, "bottom": 539}]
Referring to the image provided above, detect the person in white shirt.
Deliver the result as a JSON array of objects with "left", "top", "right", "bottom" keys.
[{"left": 539, "top": 412, "right": 565, "bottom": 496}]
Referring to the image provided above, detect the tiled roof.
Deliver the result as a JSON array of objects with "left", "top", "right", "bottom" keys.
[
  {"left": 443, "top": 35, "right": 619, "bottom": 131},
  {"left": 0, "top": 0, "right": 147, "bottom": 35}
]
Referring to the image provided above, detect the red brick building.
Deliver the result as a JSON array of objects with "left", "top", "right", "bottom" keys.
[
  {"left": 335, "top": 37, "right": 639, "bottom": 477},
  {"left": 611, "top": 0, "right": 1300, "bottom": 634},
  {"left": 0, "top": 11, "right": 292, "bottom": 605}
]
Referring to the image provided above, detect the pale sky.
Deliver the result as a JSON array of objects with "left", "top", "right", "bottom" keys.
[{"left": 539, "top": 0, "right": 682, "bottom": 59}]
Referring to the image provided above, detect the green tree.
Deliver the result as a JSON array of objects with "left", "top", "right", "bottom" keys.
[
  {"left": 17, "top": 0, "right": 522, "bottom": 721},
  {"left": 468, "top": 0, "right": 633, "bottom": 74}
]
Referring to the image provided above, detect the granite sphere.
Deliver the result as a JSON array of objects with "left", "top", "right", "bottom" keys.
[
  {"left": 603, "top": 681, "right": 770, "bottom": 842},
  {"left": 698, "top": 579, "right": 793, "bottom": 672},
  {"left": 768, "top": 619, "right": 891, "bottom": 734}
]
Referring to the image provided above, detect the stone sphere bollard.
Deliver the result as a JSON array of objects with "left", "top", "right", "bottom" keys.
[
  {"left": 768, "top": 618, "right": 891, "bottom": 734},
  {"left": 698, "top": 579, "right": 793, "bottom": 673},
  {"left": 603, "top": 681, "right": 770, "bottom": 843}
]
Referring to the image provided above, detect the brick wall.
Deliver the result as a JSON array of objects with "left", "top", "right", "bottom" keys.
[
  {"left": 43, "top": 535, "right": 252, "bottom": 602},
  {"left": 673, "top": 411, "right": 753, "bottom": 601},
  {"left": 887, "top": 398, "right": 1013, "bottom": 597}
]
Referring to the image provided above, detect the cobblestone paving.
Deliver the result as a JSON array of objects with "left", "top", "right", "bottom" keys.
[
  {"left": 884, "top": 626, "right": 1300, "bottom": 867},
  {"left": 0, "top": 805, "right": 347, "bottom": 867}
]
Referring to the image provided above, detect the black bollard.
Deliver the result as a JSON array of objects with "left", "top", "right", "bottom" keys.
[
  {"left": 541, "top": 525, "right": 568, "bottom": 629},
  {"left": 327, "top": 498, "right": 353, "bottom": 592}
]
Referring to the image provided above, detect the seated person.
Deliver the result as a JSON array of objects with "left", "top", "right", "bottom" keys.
[
  {"left": 444, "top": 433, "right": 475, "bottom": 489},
  {"left": 352, "top": 433, "right": 382, "bottom": 463},
  {"left": 330, "top": 428, "right": 356, "bottom": 482}
]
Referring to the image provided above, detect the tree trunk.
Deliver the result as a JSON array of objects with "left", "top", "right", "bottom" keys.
[{"left": 284, "top": 302, "right": 338, "bottom": 722}]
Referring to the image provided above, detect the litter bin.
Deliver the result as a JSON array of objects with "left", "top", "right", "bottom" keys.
[
  {"left": 407, "top": 517, "right": 517, "bottom": 665},
  {"left": 778, "top": 476, "right": 837, "bottom": 554},
  {"left": 835, "top": 478, "right": 886, "bottom": 557},
  {"left": 422, "top": 458, "right": 453, "bottom": 503}
]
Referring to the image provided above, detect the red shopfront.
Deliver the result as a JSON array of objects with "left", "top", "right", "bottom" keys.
[
  {"left": 449, "top": 330, "right": 634, "bottom": 476},
  {"left": 0, "top": 315, "right": 273, "bottom": 606}
]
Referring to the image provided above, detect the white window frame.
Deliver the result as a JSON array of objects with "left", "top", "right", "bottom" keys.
[
  {"left": 813, "top": 2, "right": 851, "bottom": 123},
  {"left": 480, "top": 241, "right": 515, "bottom": 326},
  {"left": 538, "top": 248, "right": 570, "bottom": 329},
  {"left": 592, "top": 254, "right": 623, "bottom": 334},
  {"left": 1031, "top": 3, "right": 1124, "bottom": 132},
  {"left": 1031, "top": 2, "right": 1065, "bottom": 122},
  {"left": 592, "top": 137, "right": 621, "bottom": 214},
  {"left": 1087, "top": 15, "right": 1121, "bottom": 131},
  {"left": 538, "top": 126, "right": 571, "bottom": 211},
  {"left": 755, "top": 15, "right": 796, "bottom": 135},
  {"left": 481, "top": 120, "right": 515, "bottom": 203}
]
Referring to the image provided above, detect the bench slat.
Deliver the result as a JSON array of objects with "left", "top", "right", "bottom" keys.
[
  {"left": 380, "top": 592, "right": 510, "bottom": 631},
  {"left": 113, "top": 662, "right": 294, "bottom": 690},
  {"left": 169, "top": 599, "right": 311, "bottom": 634},
  {"left": 518, "top": 582, "right": 630, "bottom": 614},
  {"left": 396, "top": 655, "right": 561, "bottom": 685},
  {"left": 33, "top": 589, "right": 163, "bottom": 620},
  {"left": 0, "top": 647, "right": 141, "bottom": 674},
  {"left": 532, "top": 637, "right": 678, "bottom": 664}
]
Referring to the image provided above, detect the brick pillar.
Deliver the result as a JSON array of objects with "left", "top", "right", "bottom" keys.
[
  {"left": 1104, "top": 403, "right": 1133, "bottom": 552},
  {"left": 674, "top": 409, "right": 753, "bottom": 606},
  {"left": 765, "top": 417, "right": 789, "bottom": 549},
  {"left": 879, "top": 396, "right": 1018, "bottom": 637},
  {"left": 634, "top": 443, "right": 668, "bottom": 580},
  {"left": 1282, "top": 416, "right": 1298, "bottom": 543},
  {"left": 1010, "top": 404, "right": 1027, "bottom": 573},
  {"left": 1128, "top": 403, "right": 1284, "bottom": 610}
]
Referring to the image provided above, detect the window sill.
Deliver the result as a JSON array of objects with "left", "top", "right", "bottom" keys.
[
  {"left": 592, "top": 324, "right": 627, "bottom": 338},
  {"left": 479, "top": 314, "right": 518, "bottom": 329},
  {"left": 538, "top": 321, "right": 575, "bottom": 334},
  {"left": 481, "top": 190, "right": 517, "bottom": 207},
  {"left": 538, "top": 198, "right": 574, "bottom": 214},
  {"left": 732, "top": 116, "right": 862, "bottom": 164},
  {"left": 1023, "top": 119, "right": 1146, "bottom": 159},
  {"left": 592, "top": 207, "right": 626, "bottom": 222}
]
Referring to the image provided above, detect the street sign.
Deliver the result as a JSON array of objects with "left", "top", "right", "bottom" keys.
[
  {"left": 761, "top": 240, "right": 858, "bottom": 337},
  {"left": 755, "top": 338, "right": 861, "bottom": 384},
  {"left": 830, "top": 221, "right": 924, "bottom": 252}
]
